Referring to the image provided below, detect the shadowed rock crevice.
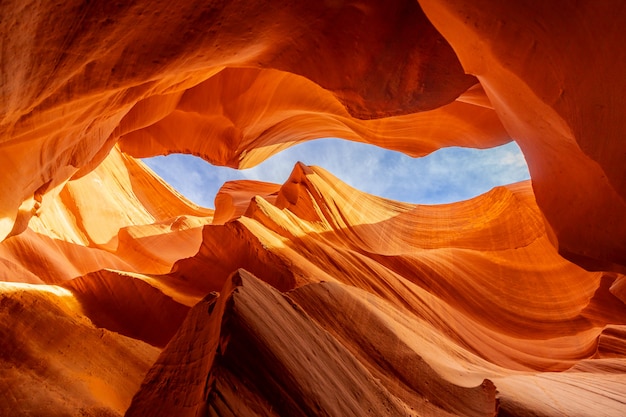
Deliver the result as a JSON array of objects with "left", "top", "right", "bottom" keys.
[{"left": 127, "top": 269, "right": 488, "bottom": 417}]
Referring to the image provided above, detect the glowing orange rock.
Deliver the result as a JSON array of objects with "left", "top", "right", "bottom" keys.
[
  {"left": 0, "top": 1, "right": 625, "bottom": 416},
  {"left": 117, "top": 68, "right": 507, "bottom": 169},
  {"left": 0, "top": 0, "right": 473, "bottom": 242},
  {"left": 1, "top": 155, "right": 625, "bottom": 415},
  {"left": 418, "top": 0, "right": 626, "bottom": 271},
  {"left": 0, "top": 282, "right": 158, "bottom": 416}
]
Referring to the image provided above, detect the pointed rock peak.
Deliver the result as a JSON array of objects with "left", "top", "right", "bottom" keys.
[
  {"left": 274, "top": 162, "right": 325, "bottom": 222},
  {"left": 292, "top": 160, "right": 315, "bottom": 177},
  {"left": 213, "top": 180, "right": 281, "bottom": 225},
  {"left": 242, "top": 194, "right": 279, "bottom": 227},
  {"left": 277, "top": 162, "right": 316, "bottom": 203},
  {"left": 229, "top": 267, "right": 248, "bottom": 288}
]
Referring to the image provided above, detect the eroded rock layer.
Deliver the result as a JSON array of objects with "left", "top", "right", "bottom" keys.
[{"left": 1, "top": 0, "right": 625, "bottom": 416}]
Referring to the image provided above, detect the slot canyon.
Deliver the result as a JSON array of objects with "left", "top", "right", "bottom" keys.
[{"left": 1, "top": 0, "right": 625, "bottom": 416}]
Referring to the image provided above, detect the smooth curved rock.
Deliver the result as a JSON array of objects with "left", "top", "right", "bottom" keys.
[
  {"left": 1, "top": 154, "right": 625, "bottom": 415},
  {"left": 0, "top": 0, "right": 473, "bottom": 241},
  {"left": 418, "top": 0, "right": 626, "bottom": 271},
  {"left": 0, "top": 282, "right": 158, "bottom": 416},
  {"left": 1, "top": 1, "right": 625, "bottom": 416}
]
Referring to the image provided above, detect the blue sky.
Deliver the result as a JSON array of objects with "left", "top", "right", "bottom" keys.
[{"left": 142, "top": 138, "right": 530, "bottom": 208}]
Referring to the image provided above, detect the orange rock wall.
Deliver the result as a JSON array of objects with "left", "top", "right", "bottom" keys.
[
  {"left": 1, "top": 0, "right": 625, "bottom": 416},
  {"left": 419, "top": 0, "right": 626, "bottom": 270}
]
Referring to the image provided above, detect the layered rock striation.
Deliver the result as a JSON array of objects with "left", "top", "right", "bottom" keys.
[{"left": 1, "top": 0, "right": 625, "bottom": 416}]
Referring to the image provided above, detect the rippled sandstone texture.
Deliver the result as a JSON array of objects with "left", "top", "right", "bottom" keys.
[{"left": 1, "top": 0, "right": 625, "bottom": 416}]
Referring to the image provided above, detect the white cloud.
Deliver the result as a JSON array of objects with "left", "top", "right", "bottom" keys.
[
  {"left": 143, "top": 154, "right": 245, "bottom": 207},
  {"left": 142, "top": 139, "right": 530, "bottom": 208}
]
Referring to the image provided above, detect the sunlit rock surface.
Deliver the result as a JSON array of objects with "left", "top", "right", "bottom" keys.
[{"left": 1, "top": 0, "right": 625, "bottom": 416}]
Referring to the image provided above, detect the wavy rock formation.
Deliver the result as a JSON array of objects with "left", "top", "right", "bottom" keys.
[
  {"left": 418, "top": 0, "right": 626, "bottom": 271},
  {"left": 1, "top": 0, "right": 625, "bottom": 416}
]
